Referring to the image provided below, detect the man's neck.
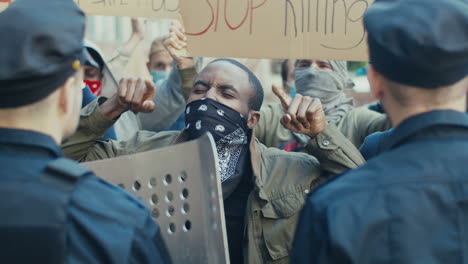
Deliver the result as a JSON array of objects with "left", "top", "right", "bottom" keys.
[
  {"left": 388, "top": 102, "right": 467, "bottom": 127},
  {"left": 0, "top": 115, "right": 62, "bottom": 144}
]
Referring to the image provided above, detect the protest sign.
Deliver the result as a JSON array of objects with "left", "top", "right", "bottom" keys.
[
  {"left": 180, "top": 0, "right": 373, "bottom": 61},
  {"left": 1, "top": 0, "right": 372, "bottom": 61},
  {"left": 0, "top": 0, "right": 179, "bottom": 19}
]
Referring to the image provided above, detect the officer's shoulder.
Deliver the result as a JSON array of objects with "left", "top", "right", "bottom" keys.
[
  {"left": 309, "top": 155, "right": 394, "bottom": 209},
  {"left": 71, "top": 173, "right": 151, "bottom": 227}
]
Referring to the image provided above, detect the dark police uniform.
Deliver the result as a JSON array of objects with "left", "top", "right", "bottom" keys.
[
  {"left": 359, "top": 129, "right": 393, "bottom": 160},
  {"left": 0, "top": 0, "right": 171, "bottom": 263},
  {"left": 292, "top": 111, "right": 468, "bottom": 263},
  {"left": 291, "top": 0, "right": 468, "bottom": 263},
  {"left": 0, "top": 129, "right": 171, "bottom": 263}
]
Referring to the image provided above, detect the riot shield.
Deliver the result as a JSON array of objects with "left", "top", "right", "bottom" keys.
[{"left": 84, "top": 133, "right": 229, "bottom": 264}]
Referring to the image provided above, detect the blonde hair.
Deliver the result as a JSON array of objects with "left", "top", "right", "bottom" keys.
[{"left": 149, "top": 36, "right": 168, "bottom": 58}]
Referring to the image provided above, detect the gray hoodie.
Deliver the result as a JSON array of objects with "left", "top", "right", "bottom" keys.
[{"left": 84, "top": 40, "right": 187, "bottom": 140}]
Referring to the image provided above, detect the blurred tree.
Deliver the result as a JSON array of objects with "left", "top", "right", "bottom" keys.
[{"left": 348, "top": 61, "right": 368, "bottom": 72}]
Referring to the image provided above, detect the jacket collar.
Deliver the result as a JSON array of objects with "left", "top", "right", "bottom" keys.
[
  {"left": 173, "top": 130, "right": 262, "bottom": 177},
  {"left": 249, "top": 137, "right": 270, "bottom": 201},
  {"left": 172, "top": 129, "right": 267, "bottom": 198},
  {"left": 382, "top": 110, "right": 468, "bottom": 151},
  {"left": 0, "top": 128, "right": 62, "bottom": 157}
]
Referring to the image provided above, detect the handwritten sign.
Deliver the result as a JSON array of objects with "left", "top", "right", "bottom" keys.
[
  {"left": 1, "top": 0, "right": 372, "bottom": 61},
  {"left": 180, "top": 0, "right": 373, "bottom": 61},
  {"left": 0, "top": 0, "right": 180, "bottom": 19}
]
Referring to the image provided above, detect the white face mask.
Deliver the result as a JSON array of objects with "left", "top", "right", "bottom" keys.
[{"left": 295, "top": 67, "right": 345, "bottom": 104}]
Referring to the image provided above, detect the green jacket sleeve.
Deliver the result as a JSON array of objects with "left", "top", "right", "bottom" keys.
[
  {"left": 61, "top": 98, "right": 178, "bottom": 163},
  {"left": 305, "top": 123, "right": 366, "bottom": 176},
  {"left": 254, "top": 103, "right": 365, "bottom": 176},
  {"left": 254, "top": 103, "right": 295, "bottom": 148},
  {"left": 180, "top": 65, "right": 198, "bottom": 101},
  {"left": 337, "top": 107, "right": 392, "bottom": 148},
  {"left": 138, "top": 64, "right": 197, "bottom": 133}
]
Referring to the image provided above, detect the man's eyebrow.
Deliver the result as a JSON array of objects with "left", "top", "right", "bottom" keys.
[
  {"left": 219, "top": 84, "right": 239, "bottom": 94},
  {"left": 193, "top": 80, "right": 210, "bottom": 88},
  {"left": 317, "top": 60, "right": 331, "bottom": 66}
]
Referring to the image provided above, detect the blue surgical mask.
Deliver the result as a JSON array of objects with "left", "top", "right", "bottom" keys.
[{"left": 151, "top": 70, "right": 169, "bottom": 84}]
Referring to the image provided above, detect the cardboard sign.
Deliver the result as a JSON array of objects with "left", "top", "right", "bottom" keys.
[
  {"left": 0, "top": 0, "right": 180, "bottom": 19},
  {"left": 84, "top": 134, "right": 230, "bottom": 264},
  {"left": 1, "top": 0, "right": 372, "bottom": 61},
  {"left": 180, "top": 0, "right": 373, "bottom": 61}
]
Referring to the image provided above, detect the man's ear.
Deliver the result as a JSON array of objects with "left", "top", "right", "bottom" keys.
[
  {"left": 247, "top": 110, "right": 260, "bottom": 129},
  {"left": 57, "top": 76, "right": 75, "bottom": 115},
  {"left": 367, "top": 65, "right": 384, "bottom": 100}
]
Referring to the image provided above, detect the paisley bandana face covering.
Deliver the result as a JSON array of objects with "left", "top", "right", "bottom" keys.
[{"left": 185, "top": 98, "right": 250, "bottom": 199}]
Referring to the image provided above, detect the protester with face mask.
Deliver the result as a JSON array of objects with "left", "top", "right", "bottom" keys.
[
  {"left": 83, "top": 39, "right": 145, "bottom": 141},
  {"left": 81, "top": 49, "right": 117, "bottom": 140},
  {"left": 80, "top": 18, "right": 148, "bottom": 141},
  {"left": 147, "top": 37, "right": 173, "bottom": 85},
  {"left": 255, "top": 59, "right": 392, "bottom": 150},
  {"left": 146, "top": 36, "right": 186, "bottom": 131},
  {"left": 294, "top": 60, "right": 355, "bottom": 124},
  {"left": 62, "top": 54, "right": 365, "bottom": 263},
  {"left": 81, "top": 20, "right": 196, "bottom": 139},
  {"left": 138, "top": 21, "right": 199, "bottom": 133}
]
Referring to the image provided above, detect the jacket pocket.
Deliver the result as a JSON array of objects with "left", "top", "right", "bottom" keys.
[{"left": 260, "top": 186, "right": 308, "bottom": 262}]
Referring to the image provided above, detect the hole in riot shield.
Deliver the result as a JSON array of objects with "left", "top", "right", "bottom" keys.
[
  {"left": 168, "top": 223, "right": 176, "bottom": 234},
  {"left": 181, "top": 188, "right": 189, "bottom": 200},
  {"left": 166, "top": 191, "right": 174, "bottom": 202},
  {"left": 149, "top": 177, "right": 157, "bottom": 188},
  {"left": 179, "top": 171, "right": 188, "bottom": 182},
  {"left": 152, "top": 208, "right": 160, "bottom": 219},
  {"left": 133, "top": 181, "right": 141, "bottom": 191},
  {"left": 182, "top": 203, "right": 190, "bottom": 214},
  {"left": 167, "top": 206, "right": 175, "bottom": 217},
  {"left": 150, "top": 194, "right": 158, "bottom": 205},
  {"left": 164, "top": 174, "right": 172, "bottom": 185},
  {"left": 183, "top": 220, "right": 192, "bottom": 232}
]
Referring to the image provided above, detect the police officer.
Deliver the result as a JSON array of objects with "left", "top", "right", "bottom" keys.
[
  {"left": 0, "top": 0, "right": 171, "bottom": 263},
  {"left": 291, "top": 0, "right": 468, "bottom": 263}
]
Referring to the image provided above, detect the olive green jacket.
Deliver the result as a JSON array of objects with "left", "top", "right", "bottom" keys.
[
  {"left": 62, "top": 99, "right": 365, "bottom": 264},
  {"left": 255, "top": 103, "right": 392, "bottom": 149}
]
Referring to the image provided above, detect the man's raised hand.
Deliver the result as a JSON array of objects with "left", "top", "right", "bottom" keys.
[{"left": 272, "top": 85, "right": 326, "bottom": 138}]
